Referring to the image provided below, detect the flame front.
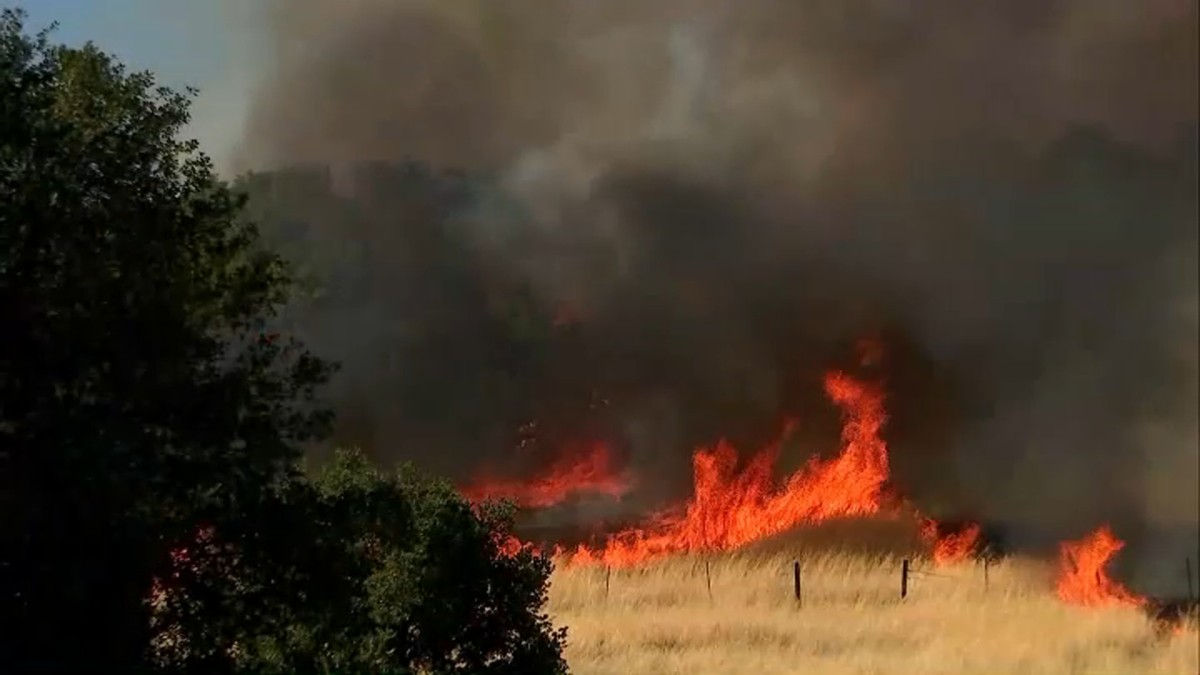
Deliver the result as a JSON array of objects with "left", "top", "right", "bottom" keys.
[
  {"left": 462, "top": 366, "right": 1159, "bottom": 620},
  {"left": 1056, "top": 525, "right": 1145, "bottom": 607},
  {"left": 483, "top": 368, "right": 984, "bottom": 567},
  {"left": 569, "top": 371, "right": 892, "bottom": 567},
  {"left": 463, "top": 441, "right": 633, "bottom": 508}
]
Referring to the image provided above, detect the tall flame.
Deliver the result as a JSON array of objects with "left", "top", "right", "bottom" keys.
[
  {"left": 569, "top": 371, "right": 892, "bottom": 567},
  {"left": 478, "top": 359, "right": 985, "bottom": 568},
  {"left": 1056, "top": 525, "right": 1145, "bottom": 607}
]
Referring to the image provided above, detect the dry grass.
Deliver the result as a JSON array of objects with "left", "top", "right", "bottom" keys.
[{"left": 548, "top": 548, "right": 1199, "bottom": 675}]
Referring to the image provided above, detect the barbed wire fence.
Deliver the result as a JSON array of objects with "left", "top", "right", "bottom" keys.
[{"left": 587, "top": 552, "right": 1196, "bottom": 619}]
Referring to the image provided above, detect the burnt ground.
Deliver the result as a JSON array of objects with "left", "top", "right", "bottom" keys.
[{"left": 1145, "top": 597, "right": 1200, "bottom": 636}]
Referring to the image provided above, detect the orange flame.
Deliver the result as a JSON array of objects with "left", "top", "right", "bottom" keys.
[
  {"left": 918, "top": 518, "right": 983, "bottom": 565},
  {"left": 475, "top": 354, "right": 987, "bottom": 568},
  {"left": 496, "top": 534, "right": 527, "bottom": 557},
  {"left": 568, "top": 371, "right": 892, "bottom": 567},
  {"left": 1056, "top": 525, "right": 1145, "bottom": 607},
  {"left": 463, "top": 441, "right": 632, "bottom": 508}
]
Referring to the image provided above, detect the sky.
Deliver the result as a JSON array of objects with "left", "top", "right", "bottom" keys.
[{"left": 23, "top": 0, "right": 259, "bottom": 170}]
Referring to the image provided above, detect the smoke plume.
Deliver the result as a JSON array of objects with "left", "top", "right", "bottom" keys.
[{"left": 233, "top": 0, "right": 1198, "bottom": 591}]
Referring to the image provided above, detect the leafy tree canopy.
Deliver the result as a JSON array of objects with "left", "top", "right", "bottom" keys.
[
  {"left": 0, "top": 10, "right": 568, "bottom": 674},
  {"left": 0, "top": 7, "right": 334, "bottom": 670},
  {"left": 203, "top": 449, "right": 568, "bottom": 675}
]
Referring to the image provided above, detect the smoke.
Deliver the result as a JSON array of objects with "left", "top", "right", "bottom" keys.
[{"left": 234, "top": 0, "right": 1198, "bottom": 586}]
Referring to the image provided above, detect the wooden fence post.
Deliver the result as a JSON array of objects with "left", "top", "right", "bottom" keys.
[
  {"left": 604, "top": 565, "right": 611, "bottom": 601},
  {"left": 983, "top": 557, "right": 990, "bottom": 593},
  {"left": 793, "top": 560, "right": 802, "bottom": 608},
  {"left": 901, "top": 559, "right": 909, "bottom": 600}
]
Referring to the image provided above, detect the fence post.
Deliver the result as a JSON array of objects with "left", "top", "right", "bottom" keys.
[
  {"left": 1187, "top": 557, "right": 1194, "bottom": 603},
  {"left": 604, "top": 565, "right": 611, "bottom": 601},
  {"left": 983, "top": 557, "right": 990, "bottom": 593},
  {"left": 793, "top": 560, "right": 802, "bottom": 608},
  {"left": 901, "top": 559, "right": 909, "bottom": 600}
]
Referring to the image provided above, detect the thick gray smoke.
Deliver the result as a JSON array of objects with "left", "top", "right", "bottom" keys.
[{"left": 234, "top": 0, "right": 1198, "bottom": 591}]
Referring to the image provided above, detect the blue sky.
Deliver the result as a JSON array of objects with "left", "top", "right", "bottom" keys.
[
  {"left": 25, "top": 0, "right": 237, "bottom": 90},
  {"left": 22, "top": 0, "right": 259, "bottom": 169}
]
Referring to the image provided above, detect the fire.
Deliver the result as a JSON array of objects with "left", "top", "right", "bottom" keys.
[
  {"left": 468, "top": 353, "right": 1160, "bottom": 623},
  {"left": 918, "top": 518, "right": 983, "bottom": 565},
  {"left": 568, "top": 371, "right": 892, "bottom": 567},
  {"left": 463, "top": 441, "right": 633, "bottom": 508},
  {"left": 496, "top": 534, "right": 527, "bottom": 557},
  {"left": 474, "top": 351, "right": 982, "bottom": 568},
  {"left": 1056, "top": 525, "right": 1145, "bottom": 607}
]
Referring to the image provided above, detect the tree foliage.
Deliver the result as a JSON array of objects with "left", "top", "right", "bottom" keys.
[
  {"left": 206, "top": 449, "right": 568, "bottom": 675},
  {"left": 1, "top": 8, "right": 331, "bottom": 670},
  {"left": 0, "top": 10, "right": 568, "bottom": 674}
]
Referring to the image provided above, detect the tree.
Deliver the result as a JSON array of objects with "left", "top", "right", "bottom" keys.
[
  {"left": 0, "top": 11, "right": 571, "bottom": 674},
  {"left": 0, "top": 9, "right": 332, "bottom": 671},
  {"left": 198, "top": 449, "right": 569, "bottom": 675}
]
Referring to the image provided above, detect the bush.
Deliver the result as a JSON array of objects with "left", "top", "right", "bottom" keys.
[{"left": 164, "top": 449, "right": 569, "bottom": 675}]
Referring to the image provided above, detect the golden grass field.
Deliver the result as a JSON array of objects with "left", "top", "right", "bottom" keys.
[{"left": 547, "top": 544, "right": 1199, "bottom": 675}]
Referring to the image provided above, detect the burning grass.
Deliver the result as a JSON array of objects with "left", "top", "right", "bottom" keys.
[
  {"left": 494, "top": 366, "right": 988, "bottom": 568},
  {"left": 1057, "top": 525, "right": 1147, "bottom": 608},
  {"left": 456, "top": 348, "right": 1196, "bottom": 672},
  {"left": 563, "top": 371, "right": 895, "bottom": 566},
  {"left": 547, "top": 547, "right": 1200, "bottom": 675},
  {"left": 463, "top": 441, "right": 634, "bottom": 508}
]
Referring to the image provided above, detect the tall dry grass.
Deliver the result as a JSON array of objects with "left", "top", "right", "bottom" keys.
[{"left": 548, "top": 547, "right": 1199, "bottom": 675}]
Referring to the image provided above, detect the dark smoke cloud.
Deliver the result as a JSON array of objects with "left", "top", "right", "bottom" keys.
[{"left": 235, "top": 0, "right": 1197, "bottom": 590}]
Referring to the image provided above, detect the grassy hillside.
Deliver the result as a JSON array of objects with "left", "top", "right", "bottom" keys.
[{"left": 548, "top": 549, "right": 1198, "bottom": 675}]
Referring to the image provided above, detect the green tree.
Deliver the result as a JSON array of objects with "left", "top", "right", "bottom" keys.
[
  {"left": 203, "top": 449, "right": 569, "bottom": 675},
  {"left": 0, "top": 9, "right": 332, "bottom": 671},
  {"left": 0, "top": 11, "right": 570, "bottom": 674}
]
